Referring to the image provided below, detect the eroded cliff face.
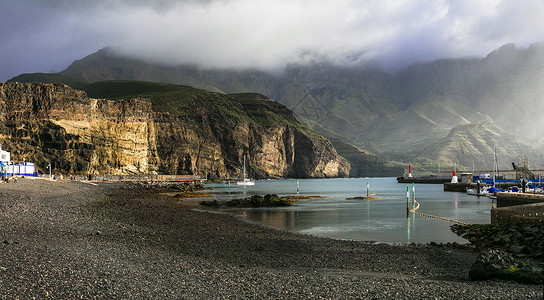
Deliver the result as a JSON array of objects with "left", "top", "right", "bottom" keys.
[
  {"left": 0, "top": 82, "right": 349, "bottom": 178},
  {"left": 0, "top": 82, "right": 157, "bottom": 174}
]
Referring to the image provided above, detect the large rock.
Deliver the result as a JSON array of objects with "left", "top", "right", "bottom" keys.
[{"left": 469, "top": 250, "right": 543, "bottom": 284}]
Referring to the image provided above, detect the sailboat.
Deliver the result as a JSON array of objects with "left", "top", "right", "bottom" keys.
[
  {"left": 486, "top": 145, "right": 500, "bottom": 198},
  {"left": 237, "top": 155, "right": 255, "bottom": 186}
]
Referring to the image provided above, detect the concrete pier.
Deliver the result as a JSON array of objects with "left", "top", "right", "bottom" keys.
[{"left": 443, "top": 182, "right": 475, "bottom": 192}]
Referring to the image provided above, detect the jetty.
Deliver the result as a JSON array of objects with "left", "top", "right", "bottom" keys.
[
  {"left": 398, "top": 166, "right": 544, "bottom": 224},
  {"left": 397, "top": 176, "right": 450, "bottom": 184}
]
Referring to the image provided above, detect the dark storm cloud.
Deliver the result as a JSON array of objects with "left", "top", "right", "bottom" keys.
[{"left": 2, "top": 0, "right": 544, "bottom": 81}]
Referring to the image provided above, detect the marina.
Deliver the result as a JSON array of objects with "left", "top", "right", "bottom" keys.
[{"left": 204, "top": 178, "right": 492, "bottom": 244}]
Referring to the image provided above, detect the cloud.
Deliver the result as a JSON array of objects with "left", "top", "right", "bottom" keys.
[{"left": 2, "top": 0, "right": 544, "bottom": 81}]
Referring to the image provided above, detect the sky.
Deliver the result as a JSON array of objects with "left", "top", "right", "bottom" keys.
[{"left": 2, "top": 0, "right": 544, "bottom": 81}]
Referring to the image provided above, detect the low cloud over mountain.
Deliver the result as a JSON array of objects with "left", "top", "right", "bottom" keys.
[{"left": 3, "top": 0, "right": 544, "bottom": 81}]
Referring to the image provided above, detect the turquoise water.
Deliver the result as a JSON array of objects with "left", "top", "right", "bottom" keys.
[{"left": 204, "top": 178, "right": 492, "bottom": 244}]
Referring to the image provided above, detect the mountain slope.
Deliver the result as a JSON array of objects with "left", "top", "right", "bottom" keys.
[
  {"left": 83, "top": 80, "right": 351, "bottom": 178},
  {"left": 8, "top": 43, "right": 544, "bottom": 171},
  {"left": 9, "top": 73, "right": 88, "bottom": 90},
  {"left": 418, "top": 119, "right": 544, "bottom": 170},
  {"left": 61, "top": 48, "right": 278, "bottom": 95}
]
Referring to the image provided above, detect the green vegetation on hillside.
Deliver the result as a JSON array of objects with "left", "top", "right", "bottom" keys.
[
  {"left": 83, "top": 80, "right": 318, "bottom": 137},
  {"left": 8, "top": 73, "right": 88, "bottom": 90},
  {"left": 83, "top": 80, "right": 188, "bottom": 99}
]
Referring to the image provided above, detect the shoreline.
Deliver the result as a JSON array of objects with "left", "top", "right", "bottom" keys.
[{"left": 0, "top": 178, "right": 541, "bottom": 298}]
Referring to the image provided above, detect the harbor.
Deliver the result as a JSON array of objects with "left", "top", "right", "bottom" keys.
[
  {"left": 397, "top": 165, "right": 544, "bottom": 225},
  {"left": 204, "top": 178, "right": 491, "bottom": 244}
]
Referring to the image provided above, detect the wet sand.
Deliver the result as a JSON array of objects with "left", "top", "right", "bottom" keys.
[{"left": 0, "top": 178, "right": 541, "bottom": 299}]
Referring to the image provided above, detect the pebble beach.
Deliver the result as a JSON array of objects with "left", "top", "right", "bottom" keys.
[{"left": 0, "top": 178, "right": 542, "bottom": 299}]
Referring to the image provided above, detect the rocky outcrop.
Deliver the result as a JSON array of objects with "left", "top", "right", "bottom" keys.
[
  {"left": 469, "top": 250, "right": 542, "bottom": 284},
  {"left": 0, "top": 82, "right": 349, "bottom": 178},
  {"left": 451, "top": 223, "right": 544, "bottom": 260},
  {"left": 0, "top": 82, "right": 157, "bottom": 174},
  {"left": 151, "top": 92, "right": 350, "bottom": 178}
]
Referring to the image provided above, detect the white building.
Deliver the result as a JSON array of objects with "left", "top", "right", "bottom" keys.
[
  {"left": 0, "top": 145, "right": 37, "bottom": 177},
  {"left": 0, "top": 145, "right": 10, "bottom": 163}
]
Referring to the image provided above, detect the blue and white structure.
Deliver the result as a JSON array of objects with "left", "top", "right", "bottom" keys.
[
  {"left": 7, "top": 162, "right": 37, "bottom": 176},
  {"left": 0, "top": 145, "right": 10, "bottom": 176},
  {"left": 0, "top": 145, "right": 38, "bottom": 177}
]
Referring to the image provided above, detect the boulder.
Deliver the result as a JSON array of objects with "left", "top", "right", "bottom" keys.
[{"left": 469, "top": 250, "right": 543, "bottom": 284}]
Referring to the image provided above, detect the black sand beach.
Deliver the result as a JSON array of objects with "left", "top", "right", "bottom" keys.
[{"left": 0, "top": 178, "right": 541, "bottom": 299}]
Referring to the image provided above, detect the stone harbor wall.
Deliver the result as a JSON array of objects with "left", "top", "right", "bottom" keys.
[
  {"left": 496, "top": 192, "right": 544, "bottom": 207},
  {"left": 492, "top": 202, "right": 544, "bottom": 224}
]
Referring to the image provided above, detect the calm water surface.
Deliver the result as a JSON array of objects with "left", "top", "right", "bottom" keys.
[{"left": 204, "top": 178, "right": 491, "bottom": 244}]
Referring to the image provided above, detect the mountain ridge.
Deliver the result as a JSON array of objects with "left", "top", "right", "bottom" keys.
[{"left": 9, "top": 43, "right": 544, "bottom": 172}]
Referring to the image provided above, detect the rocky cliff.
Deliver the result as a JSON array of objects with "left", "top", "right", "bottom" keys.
[{"left": 0, "top": 82, "right": 349, "bottom": 178}]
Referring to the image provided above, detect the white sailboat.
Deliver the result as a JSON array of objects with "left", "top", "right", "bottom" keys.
[{"left": 237, "top": 155, "right": 255, "bottom": 186}]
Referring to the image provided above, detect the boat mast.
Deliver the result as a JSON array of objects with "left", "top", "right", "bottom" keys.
[
  {"left": 493, "top": 145, "right": 496, "bottom": 187},
  {"left": 243, "top": 155, "right": 246, "bottom": 179}
]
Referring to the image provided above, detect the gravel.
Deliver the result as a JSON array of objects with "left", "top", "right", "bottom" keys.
[{"left": 0, "top": 178, "right": 542, "bottom": 299}]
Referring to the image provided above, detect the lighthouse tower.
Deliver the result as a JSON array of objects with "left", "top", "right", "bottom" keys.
[
  {"left": 408, "top": 164, "right": 412, "bottom": 178},
  {"left": 451, "top": 169, "right": 458, "bottom": 183}
]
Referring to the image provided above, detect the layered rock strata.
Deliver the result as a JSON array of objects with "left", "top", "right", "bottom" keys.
[{"left": 0, "top": 82, "right": 349, "bottom": 178}]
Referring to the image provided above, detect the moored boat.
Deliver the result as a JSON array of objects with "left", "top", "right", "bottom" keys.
[{"left": 236, "top": 155, "right": 255, "bottom": 186}]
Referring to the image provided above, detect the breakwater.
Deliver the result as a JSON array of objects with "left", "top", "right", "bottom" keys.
[
  {"left": 443, "top": 182, "right": 475, "bottom": 192},
  {"left": 397, "top": 176, "right": 450, "bottom": 184}
]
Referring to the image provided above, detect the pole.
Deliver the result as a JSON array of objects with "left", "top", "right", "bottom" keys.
[
  {"left": 296, "top": 179, "right": 299, "bottom": 192},
  {"left": 493, "top": 145, "right": 496, "bottom": 187},
  {"left": 412, "top": 182, "right": 415, "bottom": 207},
  {"left": 366, "top": 181, "right": 369, "bottom": 197},
  {"left": 406, "top": 185, "right": 410, "bottom": 217}
]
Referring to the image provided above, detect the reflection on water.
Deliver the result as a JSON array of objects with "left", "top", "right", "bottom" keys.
[
  {"left": 205, "top": 178, "right": 491, "bottom": 243},
  {"left": 238, "top": 210, "right": 298, "bottom": 230}
]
